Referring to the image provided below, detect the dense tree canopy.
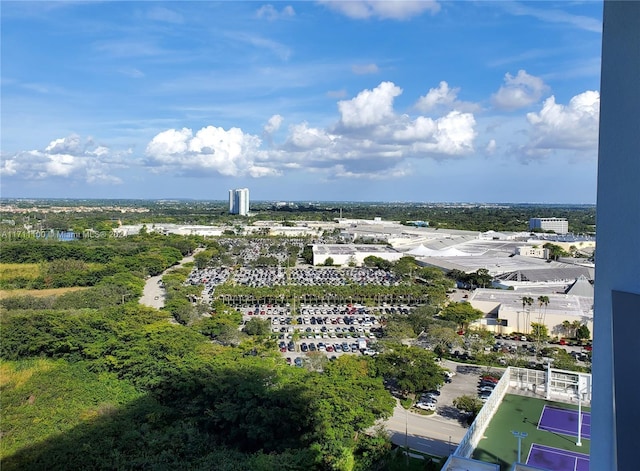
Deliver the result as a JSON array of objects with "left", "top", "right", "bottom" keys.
[
  {"left": 372, "top": 344, "right": 444, "bottom": 395},
  {"left": 439, "top": 302, "right": 484, "bottom": 331}
]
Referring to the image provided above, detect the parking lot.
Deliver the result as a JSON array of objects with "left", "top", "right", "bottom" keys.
[
  {"left": 240, "top": 303, "right": 413, "bottom": 362},
  {"left": 187, "top": 266, "right": 402, "bottom": 295}
]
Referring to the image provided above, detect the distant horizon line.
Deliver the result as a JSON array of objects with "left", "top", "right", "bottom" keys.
[{"left": 0, "top": 197, "right": 596, "bottom": 207}]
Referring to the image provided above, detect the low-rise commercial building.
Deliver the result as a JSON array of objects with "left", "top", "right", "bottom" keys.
[
  {"left": 529, "top": 217, "right": 569, "bottom": 234},
  {"left": 312, "top": 244, "right": 403, "bottom": 267},
  {"left": 466, "top": 285, "right": 593, "bottom": 339}
]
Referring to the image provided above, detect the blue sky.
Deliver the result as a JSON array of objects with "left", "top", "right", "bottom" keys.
[{"left": 1, "top": 1, "right": 603, "bottom": 203}]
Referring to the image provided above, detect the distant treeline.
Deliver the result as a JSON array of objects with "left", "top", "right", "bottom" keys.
[{"left": 1, "top": 199, "right": 595, "bottom": 233}]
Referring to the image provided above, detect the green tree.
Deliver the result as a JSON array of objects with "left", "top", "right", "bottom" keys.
[
  {"left": 391, "top": 257, "right": 418, "bottom": 279},
  {"left": 543, "top": 243, "right": 569, "bottom": 260},
  {"left": 530, "top": 323, "right": 549, "bottom": 346},
  {"left": 439, "top": 302, "right": 484, "bottom": 332},
  {"left": 453, "top": 395, "right": 484, "bottom": 422},
  {"left": 193, "top": 250, "right": 212, "bottom": 269},
  {"left": 373, "top": 344, "right": 443, "bottom": 395},
  {"left": 244, "top": 318, "right": 271, "bottom": 337},
  {"left": 471, "top": 268, "right": 492, "bottom": 288},
  {"left": 561, "top": 320, "right": 572, "bottom": 338},
  {"left": 304, "top": 351, "right": 329, "bottom": 372},
  {"left": 576, "top": 324, "right": 591, "bottom": 341},
  {"left": 424, "top": 324, "right": 461, "bottom": 359},
  {"left": 570, "top": 320, "right": 582, "bottom": 338},
  {"left": 363, "top": 256, "right": 392, "bottom": 271},
  {"left": 406, "top": 305, "right": 438, "bottom": 336},
  {"left": 382, "top": 317, "right": 416, "bottom": 340},
  {"left": 550, "top": 348, "right": 578, "bottom": 370}
]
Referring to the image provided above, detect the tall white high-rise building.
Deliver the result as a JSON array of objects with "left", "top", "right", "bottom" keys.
[{"left": 228, "top": 188, "right": 249, "bottom": 216}]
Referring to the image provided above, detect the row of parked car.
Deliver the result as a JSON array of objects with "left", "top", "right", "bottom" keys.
[
  {"left": 279, "top": 339, "right": 377, "bottom": 356},
  {"left": 478, "top": 375, "right": 499, "bottom": 402},
  {"left": 415, "top": 389, "right": 441, "bottom": 411}
]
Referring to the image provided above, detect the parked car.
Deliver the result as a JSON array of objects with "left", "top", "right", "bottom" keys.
[
  {"left": 415, "top": 401, "right": 436, "bottom": 411},
  {"left": 479, "top": 391, "right": 492, "bottom": 402},
  {"left": 481, "top": 375, "right": 499, "bottom": 384}
]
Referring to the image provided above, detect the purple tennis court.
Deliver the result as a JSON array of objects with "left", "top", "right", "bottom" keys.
[
  {"left": 527, "top": 443, "right": 590, "bottom": 471},
  {"left": 538, "top": 405, "right": 591, "bottom": 439}
]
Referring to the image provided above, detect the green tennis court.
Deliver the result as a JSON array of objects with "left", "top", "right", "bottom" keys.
[{"left": 472, "top": 394, "right": 591, "bottom": 471}]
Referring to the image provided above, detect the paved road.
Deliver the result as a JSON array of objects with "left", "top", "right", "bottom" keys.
[
  {"left": 384, "top": 402, "right": 465, "bottom": 457},
  {"left": 139, "top": 249, "right": 202, "bottom": 309},
  {"left": 381, "top": 359, "right": 503, "bottom": 458}
]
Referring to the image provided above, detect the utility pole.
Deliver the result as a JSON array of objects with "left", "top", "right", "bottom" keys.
[{"left": 405, "top": 406, "right": 409, "bottom": 466}]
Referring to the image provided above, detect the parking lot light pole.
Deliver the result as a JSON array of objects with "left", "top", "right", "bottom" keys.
[
  {"left": 511, "top": 431, "right": 528, "bottom": 463},
  {"left": 405, "top": 405, "right": 409, "bottom": 464}
]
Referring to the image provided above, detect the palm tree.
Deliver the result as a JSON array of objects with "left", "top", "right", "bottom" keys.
[
  {"left": 521, "top": 296, "right": 534, "bottom": 334},
  {"left": 571, "top": 320, "right": 582, "bottom": 338},
  {"left": 562, "top": 320, "right": 572, "bottom": 338},
  {"left": 535, "top": 295, "right": 550, "bottom": 351},
  {"left": 537, "top": 295, "right": 550, "bottom": 325}
]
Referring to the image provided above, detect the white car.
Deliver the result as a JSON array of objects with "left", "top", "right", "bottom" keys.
[{"left": 415, "top": 402, "right": 436, "bottom": 411}]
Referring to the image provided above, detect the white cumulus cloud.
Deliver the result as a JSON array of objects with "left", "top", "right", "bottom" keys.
[
  {"left": 264, "top": 114, "right": 284, "bottom": 135},
  {"left": 145, "top": 125, "right": 279, "bottom": 177},
  {"left": 4, "top": 80, "right": 483, "bottom": 185},
  {"left": 45, "top": 134, "right": 83, "bottom": 154},
  {"left": 524, "top": 90, "right": 600, "bottom": 155},
  {"left": 338, "top": 81, "right": 402, "bottom": 128},
  {"left": 0, "top": 134, "right": 123, "bottom": 183},
  {"left": 146, "top": 128, "right": 192, "bottom": 157},
  {"left": 415, "top": 81, "right": 481, "bottom": 114},
  {"left": 415, "top": 81, "right": 459, "bottom": 112},
  {"left": 406, "top": 111, "right": 477, "bottom": 156},
  {"left": 267, "top": 82, "right": 478, "bottom": 177},
  {"left": 492, "top": 70, "right": 549, "bottom": 111},
  {"left": 285, "top": 122, "right": 335, "bottom": 150}
]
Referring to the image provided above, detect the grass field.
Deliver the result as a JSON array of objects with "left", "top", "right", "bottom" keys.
[
  {"left": 472, "top": 394, "right": 590, "bottom": 470},
  {"left": 0, "top": 287, "right": 88, "bottom": 300},
  {"left": 0, "top": 264, "right": 40, "bottom": 280}
]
